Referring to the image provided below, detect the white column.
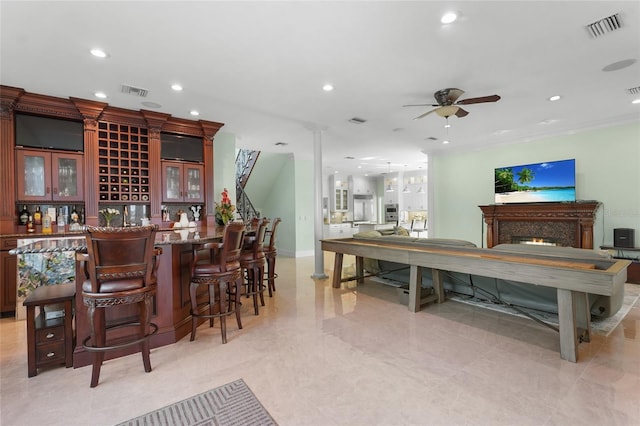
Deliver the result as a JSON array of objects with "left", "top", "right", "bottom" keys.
[{"left": 308, "top": 125, "right": 328, "bottom": 279}]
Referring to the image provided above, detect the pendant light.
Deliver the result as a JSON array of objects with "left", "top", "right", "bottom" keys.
[{"left": 385, "top": 162, "right": 394, "bottom": 192}]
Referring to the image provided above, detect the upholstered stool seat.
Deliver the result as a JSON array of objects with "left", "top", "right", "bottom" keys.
[
  {"left": 263, "top": 218, "right": 281, "bottom": 297},
  {"left": 239, "top": 218, "right": 269, "bottom": 315},
  {"left": 189, "top": 222, "right": 246, "bottom": 344},
  {"left": 80, "top": 225, "right": 160, "bottom": 388}
]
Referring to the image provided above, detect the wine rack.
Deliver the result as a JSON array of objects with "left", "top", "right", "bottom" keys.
[{"left": 97, "top": 122, "right": 150, "bottom": 202}]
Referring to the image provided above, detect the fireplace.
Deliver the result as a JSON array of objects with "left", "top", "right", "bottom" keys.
[
  {"left": 479, "top": 202, "right": 600, "bottom": 249},
  {"left": 512, "top": 236, "right": 558, "bottom": 246}
]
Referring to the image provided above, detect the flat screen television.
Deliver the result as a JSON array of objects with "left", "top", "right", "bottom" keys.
[{"left": 494, "top": 158, "right": 576, "bottom": 204}]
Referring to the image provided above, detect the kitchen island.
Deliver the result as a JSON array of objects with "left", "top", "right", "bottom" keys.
[{"left": 10, "top": 225, "right": 227, "bottom": 367}]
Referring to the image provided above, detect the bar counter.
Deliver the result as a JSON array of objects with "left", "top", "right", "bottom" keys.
[{"left": 10, "top": 225, "right": 229, "bottom": 368}]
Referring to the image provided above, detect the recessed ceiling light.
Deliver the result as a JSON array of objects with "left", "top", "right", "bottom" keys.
[
  {"left": 322, "top": 83, "right": 334, "bottom": 92},
  {"left": 94, "top": 92, "right": 107, "bottom": 99},
  {"left": 548, "top": 95, "right": 561, "bottom": 101},
  {"left": 441, "top": 12, "right": 458, "bottom": 24},
  {"left": 442, "top": 140, "right": 450, "bottom": 144},
  {"left": 90, "top": 48, "right": 108, "bottom": 58},
  {"left": 190, "top": 110, "right": 199, "bottom": 116},
  {"left": 171, "top": 84, "right": 183, "bottom": 91},
  {"left": 632, "top": 99, "right": 640, "bottom": 104},
  {"left": 444, "top": 123, "right": 451, "bottom": 128}
]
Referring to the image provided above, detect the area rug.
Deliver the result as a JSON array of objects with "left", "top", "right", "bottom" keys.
[{"left": 116, "top": 379, "right": 277, "bottom": 426}]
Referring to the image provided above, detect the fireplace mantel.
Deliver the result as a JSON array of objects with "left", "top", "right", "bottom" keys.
[{"left": 479, "top": 201, "right": 601, "bottom": 249}]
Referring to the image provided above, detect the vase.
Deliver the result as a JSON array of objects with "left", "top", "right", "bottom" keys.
[{"left": 105, "top": 219, "right": 112, "bottom": 227}]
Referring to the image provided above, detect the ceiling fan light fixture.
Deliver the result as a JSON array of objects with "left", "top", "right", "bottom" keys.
[{"left": 441, "top": 12, "right": 458, "bottom": 24}]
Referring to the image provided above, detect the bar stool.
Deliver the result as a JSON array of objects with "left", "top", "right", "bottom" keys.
[
  {"left": 80, "top": 225, "right": 160, "bottom": 388},
  {"left": 239, "top": 218, "right": 270, "bottom": 315},
  {"left": 263, "top": 218, "right": 281, "bottom": 297},
  {"left": 189, "top": 222, "right": 246, "bottom": 344}
]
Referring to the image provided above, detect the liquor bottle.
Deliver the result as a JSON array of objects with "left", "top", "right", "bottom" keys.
[
  {"left": 42, "top": 211, "right": 52, "bottom": 234},
  {"left": 70, "top": 207, "right": 79, "bottom": 224},
  {"left": 19, "top": 205, "right": 30, "bottom": 225},
  {"left": 33, "top": 206, "right": 42, "bottom": 225},
  {"left": 80, "top": 207, "right": 85, "bottom": 224},
  {"left": 27, "top": 216, "right": 35, "bottom": 233},
  {"left": 57, "top": 208, "right": 66, "bottom": 231}
]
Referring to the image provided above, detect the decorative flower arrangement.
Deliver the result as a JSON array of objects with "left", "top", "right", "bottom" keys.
[
  {"left": 99, "top": 207, "right": 120, "bottom": 226},
  {"left": 215, "top": 188, "right": 235, "bottom": 225}
]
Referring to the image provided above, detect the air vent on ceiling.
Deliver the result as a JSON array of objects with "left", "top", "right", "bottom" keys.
[
  {"left": 424, "top": 136, "right": 438, "bottom": 141},
  {"left": 121, "top": 84, "right": 149, "bottom": 97},
  {"left": 627, "top": 87, "right": 640, "bottom": 95},
  {"left": 585, "top": 13, "right": 622, "bottom": 38},
  {"left": 348, "top": 117, "right": 367, "bottom": 124}
]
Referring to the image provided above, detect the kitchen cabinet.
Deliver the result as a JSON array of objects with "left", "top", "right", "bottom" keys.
[
  {"left": 334, "top": 188, "right": 348, "bottom": 211},
  {"left": 351, "top": 175, "right": 375, "bottom": 195},
  {"left": 325, "top": 223, "right": 354, "bottom": 239},
  {"left": 16, "top": 149, "right": 84, "bottom": 202},
  {"left": 162, "top": 160, "right": 205, "bottom": 203}
]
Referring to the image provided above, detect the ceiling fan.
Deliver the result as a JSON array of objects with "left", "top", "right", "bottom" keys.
[{"left": 404, "top": 88, "right": 501, "bottom": 120}]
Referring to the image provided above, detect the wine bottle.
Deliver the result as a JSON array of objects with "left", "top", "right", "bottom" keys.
[
  {"left": 19, "top": 205, "right": 29, "bottom": 225},
  {"left": 57, "top": 208, "right": 66, "bottom": 231},
  {"left": 33, "top": 206, "right": 42, "bottom": 225}
]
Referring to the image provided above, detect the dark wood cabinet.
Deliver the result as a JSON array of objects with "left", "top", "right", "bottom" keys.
[
  {"left": 1, "top": 238, "right": 18, "bottom": 314},
  {"left": 161, "top": 160, "right": 204, "bottom": 203},
  {"left": 16, "top": 148, "right": 84, "bottom": 202}
]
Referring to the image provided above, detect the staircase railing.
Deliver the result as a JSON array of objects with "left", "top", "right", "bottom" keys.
[
  {"left": 236, "top": 149, "right": 260, "bottom": 189},
  {"left": 236, "top": 182, "right": 260, "bottom": 222},
  {"left": 235, "top": 148, "right": 261, "bottom": 222}
]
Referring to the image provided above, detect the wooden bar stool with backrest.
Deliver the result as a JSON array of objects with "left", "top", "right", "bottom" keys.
[
  {"left": 240, "top": 218, "right": 270, "bottom": 315},
  {"left": 81, "top": 225, "right": 160, "bottom": 388},
  {"left": 189, "top": 221, "right": 245, "bottom": 344},
  {"left": 263, "top": 218, "right": 281, "bottom": 297}
]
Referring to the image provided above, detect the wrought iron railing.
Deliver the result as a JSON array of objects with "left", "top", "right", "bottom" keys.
[{"left": 235, "top": 149, "right": 261, "bottom": 222}]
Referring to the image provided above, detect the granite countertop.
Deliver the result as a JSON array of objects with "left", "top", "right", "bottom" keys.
[{"left": 9, "top": 226, "right": 226, "bottom": 255}]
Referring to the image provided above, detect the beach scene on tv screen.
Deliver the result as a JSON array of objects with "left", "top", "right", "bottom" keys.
[{"left": 494, "top": 159, "right": 576, "bottom": 203}]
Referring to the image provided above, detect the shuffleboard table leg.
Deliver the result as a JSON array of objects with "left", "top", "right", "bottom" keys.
[
  {"left": 332, "top": 253, "right": 344, "bottom": 288},
  {"left": 408, "top": 265, "right": 422, "bottom": 312},
  {"left": 557, "top": 288, "right": 579, "bottom": 363}
]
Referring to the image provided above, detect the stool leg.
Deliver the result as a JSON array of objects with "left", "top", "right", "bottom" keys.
[
  {"left": 208, "top": 284, "right": 216, "bottom": 329},
  {"left": 249, "top": 268, "right": 259, "bottom": 315},
  {"left": 189, "top": 282, "right": 198, "bottom": 341},
  {"left": 258, "top": 264, "right": 266, "bottom": 307},
  {"left": 89, "top": 306, "right": 105, "bottom": 388},
  {"left": 141, "top": 296, "right": 152, "bottom": 373},
  {"left": 234, "top": 276, "right": 243, "bottom": 330},
  {"left": 267, "top": 256, "right": 276, "bottom": 297},
  {"left": 219, "top": 281, "right": 228, "bottom": 344}
]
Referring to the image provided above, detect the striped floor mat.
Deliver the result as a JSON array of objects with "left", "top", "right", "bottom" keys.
[{"left": 116, "top": 379, "right": 277, "bottom": 426}]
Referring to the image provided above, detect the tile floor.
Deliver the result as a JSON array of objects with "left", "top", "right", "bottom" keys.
[{"left": 1, "top": 254, "right": 639, "bottom": 426}]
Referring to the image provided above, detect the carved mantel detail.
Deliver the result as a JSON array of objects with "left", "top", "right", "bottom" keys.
[{"left": 479, "top": 202, "right": 601, "bottom": 249}]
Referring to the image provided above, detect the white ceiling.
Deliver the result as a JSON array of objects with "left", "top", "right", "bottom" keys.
[{"left": 2, "top": 1, "right": 639, "bottom": 179}]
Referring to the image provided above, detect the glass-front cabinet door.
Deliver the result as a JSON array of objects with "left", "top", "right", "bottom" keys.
[
  {"left": 162, "top": 162, "right": 183, "bottom": 202},
  {"left": 184, "top": 164, "right": 204, "bottom": 203},
  {"left": 51, "top": 152, "right": 83, "bottom": 201},
  {"left": 16, "top": 149, "right": 83, "bottom": 202},
  {"left": 162, "top": 161, "right": 204, "bottom": 202}
]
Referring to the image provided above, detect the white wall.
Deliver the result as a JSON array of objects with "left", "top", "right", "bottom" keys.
[{"left": 430, "top": 122, "right": 640, "bottom": 248}]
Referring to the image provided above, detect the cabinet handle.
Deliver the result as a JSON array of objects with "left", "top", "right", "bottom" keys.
[
  {"left": 53, "top": 187, "right": 58, "bottom": 195},
  {"left": 47, "top": 352, "right": 55, "bottom": 358},
  {"left": 46, "top": 333, "right": 55, "bottom": 339},
  {"left": 46, "top": 187, "right": 50, "bottom": 194}
]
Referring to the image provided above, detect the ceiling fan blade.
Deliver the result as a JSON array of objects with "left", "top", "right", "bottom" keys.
[
  {"left": 456, "top": 94, "right": 501, "bottom": 105},
  {"left": 455, "top": 107, "right": 469, "bottom": 118},
  {"left": 413, "top": 109, "right": 437, "bottom": 120},
  {"left": 402, "top": 103, "right": 439, "bottom": 107}
]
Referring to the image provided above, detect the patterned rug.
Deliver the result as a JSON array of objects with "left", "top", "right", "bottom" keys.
[{"left": 116, "top": 379, "right": 277, "bottom": 426}]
